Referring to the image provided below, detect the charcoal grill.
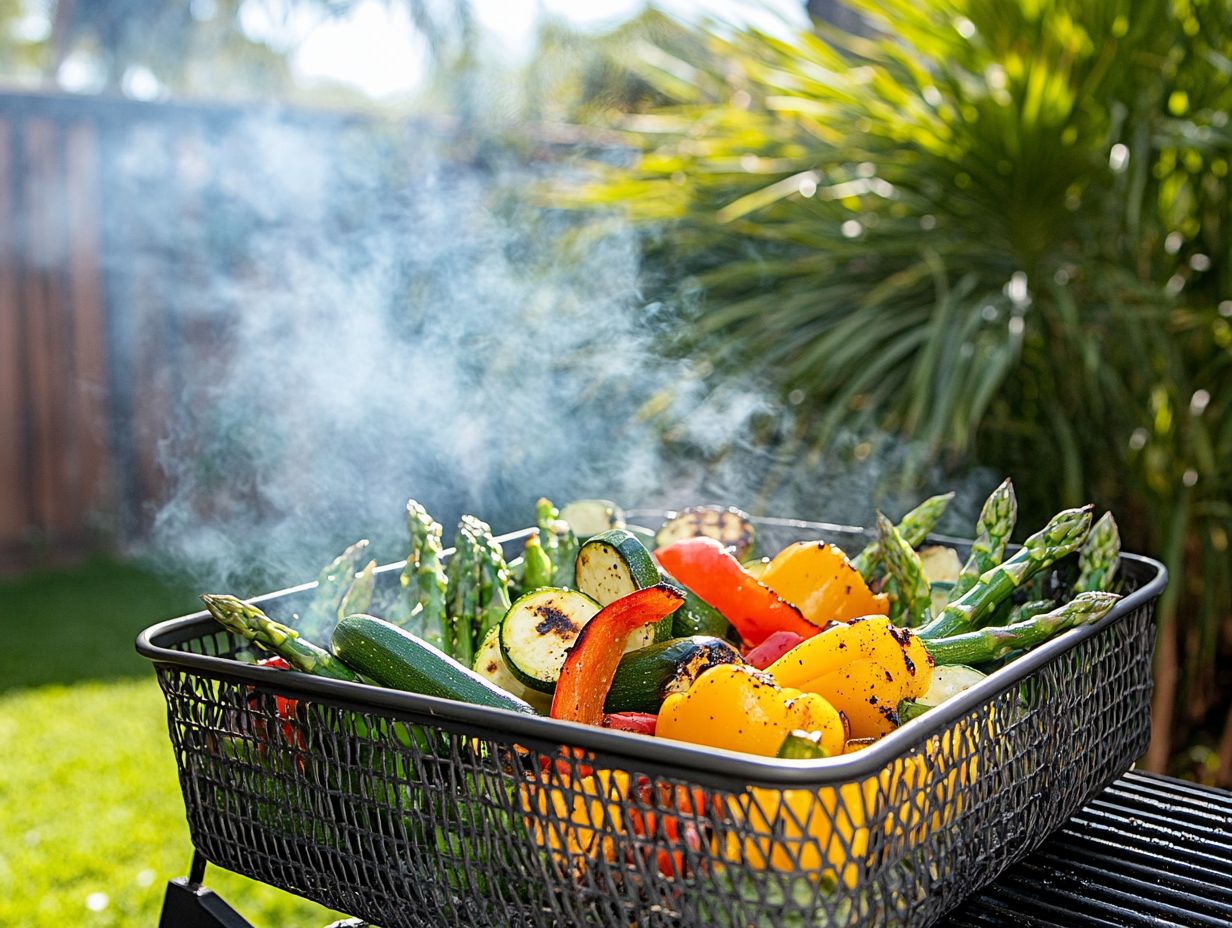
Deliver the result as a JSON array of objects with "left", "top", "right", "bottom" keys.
[{"left": 136, "top": 513, "right": 1169, "bottom": 928}]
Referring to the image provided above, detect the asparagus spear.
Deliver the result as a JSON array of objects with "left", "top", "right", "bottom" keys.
[
  {"left": 852, "top": 492, "right": 954, "bottom": 579},
  {"left": 521, "top": 530, "right": 553, "bottom": 592},
  {"left": 924, "top": 592, "right": 1120, "bottom": 665},
  {"left": 877, "top": 512, "right": 932, "bottom": 627},
  {"left": 446, "top": 523, "right": 481, "bottom": 667},
  {"left": 1007, "top": 599, "right": 1056, "bottom": 624},
  {"left": 916, "top": 506, "right": 1093, "bottom": 640},
  {"left": 405, "top": 501, "right": 449, "bottom": 642},
  {"left": 536, "top": 497, "right": 578, "bottom": 588},
  {"left": 202, "top": 594, "right": 361, "bottom": 681},
  {"left": 463, "top": 515, "right": 513, "bottom": 649},
  {"left": 1075, "top": 511, "right": 1121, "bottom": 593},
  {"left": 299, "top": 539, "right": 370, "bottom": 641},
  {"left": 338, "top": 560, "right": 376, "bottom": 620},
  {"left": 952, "top": 479, "right": 1017, "bottom": 600}
]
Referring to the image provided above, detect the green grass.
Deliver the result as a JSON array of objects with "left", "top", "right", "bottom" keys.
[{"left": 0, "top": 560, "right": 343, "bottom": 926}]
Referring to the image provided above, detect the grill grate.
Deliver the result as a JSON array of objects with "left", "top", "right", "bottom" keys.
[{"left": 946, "top": 771, "right": 1232, "bottom": 928}]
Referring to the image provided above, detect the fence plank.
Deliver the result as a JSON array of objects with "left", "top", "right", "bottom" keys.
[
  {"left": 0, "top": 119, "right": 26, "bottom": 549},
  {"left": 65, "top": 121, "right": 111, "bottom": 526}
]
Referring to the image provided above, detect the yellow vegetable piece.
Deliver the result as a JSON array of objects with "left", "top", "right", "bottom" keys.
[
  {"left": 657, "top": 664, "right": 846, "bottom": 758},
  {"left": 802, "top": 658, "right": 910, "bottom": 740},
  {"left": 767, "top": 614, "right": 933, "bottom": 696},
  {"left": 519, "top": 768, "right": 628, "bottom": 872},
  {"left": 759, "top": 541, "right": 889, "bottom": 626}
]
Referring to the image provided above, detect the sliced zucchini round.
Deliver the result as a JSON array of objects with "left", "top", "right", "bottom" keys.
[
  {"left": 498, "top": 587, "right": 601, "bottom": 693},
  {"left": 603, "top": 636, "right": 743, "bottom": 714},
  {"left": 575, "top": 529, "right": 671, "bottom": 646},
  {"left": 559, "top": 499, "right": 626, "bottom": 538},
  {"left": 655, "top": 506, "right": 757, "bottom": 561},
  {"left": 472, "top": 625, "right": 551, "bottom": 713},
  {"left": 917, "top": 664, "right": 987, "bottom": 708}
]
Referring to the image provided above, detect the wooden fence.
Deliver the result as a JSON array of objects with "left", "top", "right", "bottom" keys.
[{"left": 0, "top": 91, "right": 386, "bottom": 566}]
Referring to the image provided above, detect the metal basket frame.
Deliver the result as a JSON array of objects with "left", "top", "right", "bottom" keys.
[{"left": 137, "top": 514, "right": 1167, "bottom": 928}]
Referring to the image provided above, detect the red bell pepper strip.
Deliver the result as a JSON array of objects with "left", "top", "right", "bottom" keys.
[
  {"left": 654, "top": 537, "right": 818, "bottom": 647},
  {"left": 601, "top": 712, "right": 658, "bottom": 735},
  {"left": 550, "top": 584, "right": 685, "bottom": 725},
  {"left": 743, "top": 629, "right": 807, "bottom": 670}
]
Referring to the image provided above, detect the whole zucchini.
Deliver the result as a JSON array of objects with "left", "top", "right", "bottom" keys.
[
  {"left": 603, "top": 636, "right": 743, "bottom": 714},
  {"left": 333, "top": 614, "right": 536, "bottom": 714}
]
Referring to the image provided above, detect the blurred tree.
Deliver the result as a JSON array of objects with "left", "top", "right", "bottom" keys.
[{"left": 558, "top": 0, "right": 1232, "bottom": 782}]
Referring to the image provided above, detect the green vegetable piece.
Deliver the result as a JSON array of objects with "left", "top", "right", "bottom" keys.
[
  {"left": 923, "top": 591, "right": 1120, "bottom": 665},
  {"left": 917, "top": 506, "right": 1093, "bottom": 640},
  {"left": 877, "top": 512, "right": 932, "bottom": 627},
  {"left": 1007, "top": 599, "right": 1056, "bottom": 624},
  {"left": 521, "top": 530, "right": 554, "bottom": 592},
  {"left": 852, "top": 492, "right": 954, "bottom": 580},
  {"left": 339, "top": 560, "right": 376, "bottom": 620},
  {"left": 775, "top": 729, "right": 829, "bottom": 759},
  {"left": 202, "top": 594, "right": 361, "bottom": 681},
  {"left": 299, "top": 539, "right": 370, "bottom": 641},
  {"left": 952, "top": 478, "right": 1018, "bottom": 600},
  {"left": 1075, "top": 511, "right": 1121, "bottom": 593}
]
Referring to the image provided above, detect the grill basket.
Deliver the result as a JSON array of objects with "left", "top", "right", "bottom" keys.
[{"left": 136, "top": 514, "right": 1166, "bottom": 928}]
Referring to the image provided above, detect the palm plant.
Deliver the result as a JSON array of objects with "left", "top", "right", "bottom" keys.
[{"left": 558, "top": 0, "right": 1232, "bottom": 780}]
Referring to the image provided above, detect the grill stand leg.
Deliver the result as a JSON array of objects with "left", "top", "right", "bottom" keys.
[{"left": 158, "top": 852, "right": 254, "bottom": 928}]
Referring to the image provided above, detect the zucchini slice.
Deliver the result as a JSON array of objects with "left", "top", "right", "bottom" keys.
[
  {"left": 671, "top": 588, "right": 734, "bottom": 641},
  {"left": 655, "top": 506, "right": 757, "bottom": 560},
  {"left": 575, "top": 529, "right": 671, "bottom": 646},
  {"left": 559, "top": 499, "right": 626, "bottom": 538},
  {"left": 499, "top": 588, "right": 601, "bottom": 693},
  {"left": 331, "top": 614, "right": 535, "bottom": 714},
  {"left": 918, "top": 664, "right": 987, "bottom": 708},
  {"left": 604, "top": 636, "right": 742, "bottom": 714},
  {"left": 472, "top": 625, "right": 551, "bottom": 713}
]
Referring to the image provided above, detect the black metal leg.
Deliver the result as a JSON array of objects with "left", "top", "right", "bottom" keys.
[{"left": 158, "top": 853, "right": 254, "bottom": 928}]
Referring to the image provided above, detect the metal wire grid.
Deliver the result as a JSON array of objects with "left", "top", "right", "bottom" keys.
[{"left": 143, "top": 520, "right": 1163, "bottom": 928}]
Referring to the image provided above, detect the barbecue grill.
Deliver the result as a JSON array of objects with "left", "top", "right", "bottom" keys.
[{"left": 137, "top": 513, "right": 1170, "bottom": 928}]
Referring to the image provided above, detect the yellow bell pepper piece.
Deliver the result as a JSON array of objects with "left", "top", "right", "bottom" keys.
[
  {"left": 767, "top": 614, "right": 934, "bottom": 696},
  {"left": 656, "top": 664, "right": 846, "bottom": 758},
  {"left": 802, "top": 658, "right": 911, "bottom": 739},
  {"left": 519, "top": 768, "right": 628, "bottom": 871},
  {"left": 758, "top": 541, "right": 889, "bottom": 626}
]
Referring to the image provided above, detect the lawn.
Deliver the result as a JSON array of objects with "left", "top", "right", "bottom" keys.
[{"left": 0, "top": 559, "right": 343, "bottom": 927}]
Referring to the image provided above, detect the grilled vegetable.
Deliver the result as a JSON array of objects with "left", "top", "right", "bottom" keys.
[
  {"left": 776, "top": 729, "right": 829, "bottom": 759},
  {"left": 1075, "top": 511, "right": 1121, "bottom": 593},
  {"left": 559, "top": 499, "right": 625, "bottom": 537},
  {"left": 202, "top": 594, "right": 361, "bottom": 682},
  {"left": 499, "top": 587, "right": 601, "bottom": 693},
  {"left": 655, "top": 506, "right": 757, "bottom": 561},
  {"left": 877, "top": 513, "right": 932, "bottom": 626},
  {"left": 472, "top": 625, "right": 551, "bottom": 713},
  {"left": 657, "top": 663, "right": 845, "bottom": 757},
  {"left": 744, "top": 629, "right": 807, "bottom": 670},
  {"left": 551, "top": 584, "right": 686, "bottom": 725},
  {"left": 339, "top": 560, "right": 376, "bottom": 621},
  {"left": 917, "top": 664, "right": 987, "bottom": 707},
  {"left": 655, "top": 536, "right": 817, "bottom": 646},
  {"left": 758, "top": 541, "right": 889, "bottom": 627},
  {"left": 404, "top": 501, "right": 448, "bottom": 641},
  {"left": 952, "top": 478, "right": 1018, "bottom": 599},
  {"left": 603, "top": 636, "right": 743, "bottom": 714},
  {"left": 1007, "top": 599, "right": 1056, "bottom": 624},
  {"left": 464, "top": 515, "right": 513, "bottom": 648},
  {"left": 768, "top": 615, "right": 934, "bottom": 697},
  {"left": 299, "top": 539, "right": 370, "bottom": 641},
  {"left": 670, "top": 588, "right": 734, "bottom": 641},
  {"left": 917, "top": 506, "right": 1093, "bottom": 639},
  {"left": 922, "top": 592, "right": 1120, "bottom": 665},
  {"left": 851, "top": 492, "right": 953, "bottom": 580},
  {"left": 536, "top": 497, "right": 578, "bottom": 588},
  {"left": 576, "top": 529, "right": 672, "bottom": 644},
  {"left": 520, "top": 530, "right": 554, "bottom": 593},
  {"left": 332, "top": 614, "right": 535, "bottom": 714}
]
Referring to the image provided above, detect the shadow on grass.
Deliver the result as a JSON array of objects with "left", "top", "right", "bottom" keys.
[{"left": 0, "top": 558, "right": 201, "bottom": 694}]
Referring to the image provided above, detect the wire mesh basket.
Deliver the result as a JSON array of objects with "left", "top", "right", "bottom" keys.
[{"left": 136, "top": 514, "right": 1166, "bottom": 928}]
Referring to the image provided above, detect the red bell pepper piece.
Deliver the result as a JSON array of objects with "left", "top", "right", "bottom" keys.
[
  {"left": 743, "top": 629, "right": 807, "bottom": 669},
  {"left": 654, "top": 537, "right": 818, "bottom": 647},
  {"left": 550, "top": 584, "right": 685, "bottom": 725},
  {"left": 601, "top": 712, "right": 658, "bottom": 735}
]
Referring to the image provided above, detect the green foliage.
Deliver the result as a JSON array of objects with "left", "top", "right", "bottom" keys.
[{"left": 561, "top": 0, "right": 1232, "bottom": 772}]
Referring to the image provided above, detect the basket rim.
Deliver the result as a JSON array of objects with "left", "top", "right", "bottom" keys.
[{"left": 134, "top": 514, "right": 1167, "bottom": 788}]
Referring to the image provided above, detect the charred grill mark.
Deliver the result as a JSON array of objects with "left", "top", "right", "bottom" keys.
[
  {"left": 877, "top": 704, "right": 900, "bottom": 724},
  {"left": 533, "top": 604, "right": 579, "bottom": 637}
]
